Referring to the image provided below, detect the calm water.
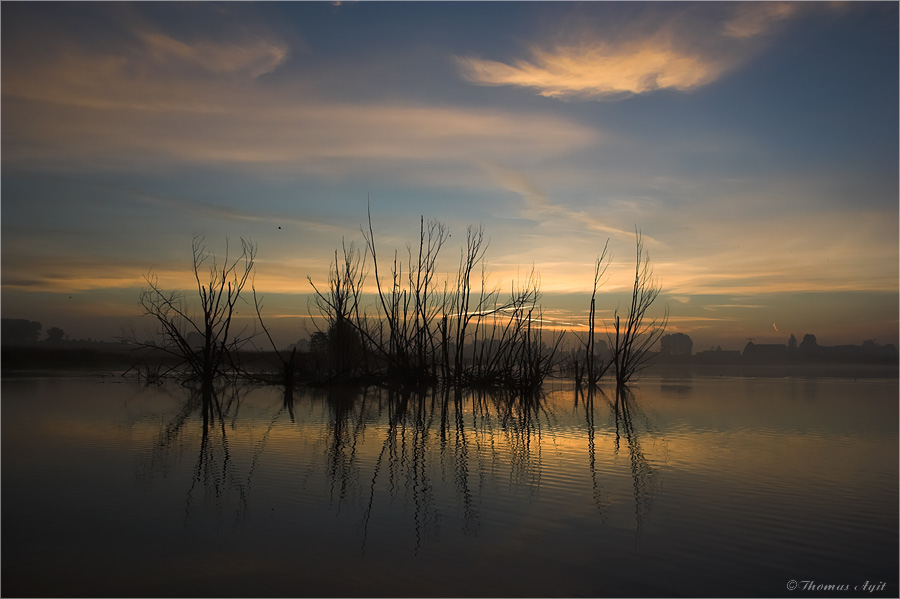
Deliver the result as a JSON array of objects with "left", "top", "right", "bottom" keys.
[{"left": 2, "top": 374, "right": 897, "bottom": 597}]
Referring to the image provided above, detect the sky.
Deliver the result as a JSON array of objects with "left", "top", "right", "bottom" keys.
[{"left": 2, "top": 1, "right": 898, "bottom": 351}]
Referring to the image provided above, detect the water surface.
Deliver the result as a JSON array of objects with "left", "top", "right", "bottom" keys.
[{"left": 2, "top": 375, "right": 897, "bottom": 597}]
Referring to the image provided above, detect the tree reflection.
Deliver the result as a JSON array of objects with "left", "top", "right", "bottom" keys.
[
  {"left": 320, "top": 385, "right": 371, "bottom": 508},
  {"left": 575, "top": 385, "right": 608, "bottom": 522},
  {"left": 137, "top": 380, "right": 287, "bottom": 529},
  {"left": 574, "top": 384, "right": 661, "bottom": 533},
  {"left": 135, "top": 379, "right": 664, "bottom": 549},
  {"left": 611, "top": 385, "right": 659, "bottom": 537}
]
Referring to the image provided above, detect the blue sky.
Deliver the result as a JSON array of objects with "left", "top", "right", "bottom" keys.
[{"left": 2, "top": 1, "right": 897, "bottom": 350}]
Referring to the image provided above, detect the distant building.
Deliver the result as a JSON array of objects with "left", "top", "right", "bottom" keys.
[
  {"left": 742, "top": 342, "right": 787, "bottom": 364},
  {"left": 693, "top": 349, "right": 741, "bottom": 365}
]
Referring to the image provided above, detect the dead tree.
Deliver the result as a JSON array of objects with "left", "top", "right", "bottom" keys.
[
  {"left": 252, "top": 286, "right": 299, "bottom": 402},
  {"left": 137, "top": 236, "right": 256, "bottom": 427},
  {"left": 581, "top": 240, "right": 612, "bottom": 387},
  {"left": 447, "top": 225, "right": 494, "bottom": 384},
  {"left": 359, "top": 209, "right": 449, "bottom": 383},
  {"left": 308, "top": 239, "right": 367, "bottom": 379},
  {"left": 610, "top": 230, "right": 668, "bottom": 386},
  {"left": 409, "top": 217, "right": 450, "bottom": 379}
]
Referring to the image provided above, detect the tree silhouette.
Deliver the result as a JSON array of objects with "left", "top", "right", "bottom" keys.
[
  {"left": 45, "top": 327, "right": 65, "bottom": 343},
  {"left": 659, "top": 332, "right": 692, "bottom": 357},
  {"left": 1, "top": 318, "right": 42, "bottom": 344},
  {"left": 610, "top": 230, "right": 668, "bottom": 386},
  {"left": 308, "top": 239, "right": 367, "bottom": 379},
  {"left": 135, "top": 236, "right": 256, "bottom": 428},
  {"left": 579, "top": 240, "right": 612, "bottom": 387}
]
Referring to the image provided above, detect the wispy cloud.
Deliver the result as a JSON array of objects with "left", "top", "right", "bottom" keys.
[
  {"left": 482, "top": 162, "right": 652, "bottom": 241},
  {"left": 3, "top": 97, "right": 598, "bottom": 173},
  {"left": 136, "top": 30, "right": 287, "bottom": 77},
  {"left": 654, "top": 207, "right": 899, "bottom": 296},
  {"left": 3, "top": 24, "right": 598, "bottom": 172},
  {"left": 4, "top": 22, "right": 290, "bottom": 112},
  {"left": 121, "top": 188, "right": 347, "bottom": 234},
  {"left": 458, "top": 38, "right": 725, "bottom": 100},
  {"left": 722, "top": 2, "right": 798, "bottom": 39},
  {"left": 457, "top": 2, "right": 804, "bottom": 100}
]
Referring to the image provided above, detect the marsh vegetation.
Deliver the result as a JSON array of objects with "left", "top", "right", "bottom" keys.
[{"left": 127, "top": 212, "right": 667, "bottom": 401}]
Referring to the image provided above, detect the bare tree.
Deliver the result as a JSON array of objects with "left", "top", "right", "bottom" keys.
[
  {"left": 252, "top": 286, "right": 300, "bottom": 400},
  {"left": 580, "top": 240, "right": 612, "bottom": 387},
  {"left": 408, "top": 216, "right": 450, "bottom": 378},
  {"left": 309, "top": 211, "right": 606, "bottom": 392},
  {"left": 136, "top": 236, "right": 256, "bottom": 425},
  {"left": 610, "top": 230, "right": 668, "bottom": 386},
  {"left": 359, "top": 208, "right": 450, "bottom": 383},
  {"left": 308, "top": 239, "right": 367, "bottom": 379},
  {"left": 450, "top": 225, "right": 492, "bottom": 383}
]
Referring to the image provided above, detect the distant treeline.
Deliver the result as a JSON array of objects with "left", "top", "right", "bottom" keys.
[
  {"left": 3, "top": 323, "right": 895, "bottom": 374},
  {"left": 653, "top": 331, "right": 898, "bottom": 365}
]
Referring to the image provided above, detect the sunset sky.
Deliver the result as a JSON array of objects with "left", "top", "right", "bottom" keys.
[{"left": 2, "top": 1, "right": 897, "bottom": 351}]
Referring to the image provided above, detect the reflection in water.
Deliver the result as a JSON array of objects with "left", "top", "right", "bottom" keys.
[
  {"left": 612, "top": 386, "right": 659, "bottom": 538},
  {"left": 5, "top": 376, "right": 896, "bottom": 597},
  {"left": 140, "top": 381, "right": 261, "bottom": 528},
  {"left": 575, "top": 385, "right": 661, "bottom": 532},
  {"left": 139, "top": 381, "right": 663, "bottom": 551},
  {"left": 576, "top": 386, "right": 607, "bottom": 522}
]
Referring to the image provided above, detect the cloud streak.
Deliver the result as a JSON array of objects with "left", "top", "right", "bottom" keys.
[
  {"left": 482, "top": 162, "right": 652, "bottom": 242},
  {"left": 458, "top": 39, "right": 725, "bottom": 99},
  {"left": 136, "top": 30, "right": 288, "bottom": 77},
  {"left": 3, "top": 25, "right": 599, "bottom": 173},
  {"left": 722, "top": 2, "right": 798, "bottom": 39},
  {"left": 457, "top": 2, "right": 804, "bottom": 100}
]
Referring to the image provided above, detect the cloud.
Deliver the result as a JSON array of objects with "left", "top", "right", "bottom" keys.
[
  {"left": 0, "top": 256, "right": 185, "bottom": 292},
  {"left": 136, "top": 30, "right": 288, "bottom": 77},
  {"left": 3, "top": 30, "right": 288, "bottom": 113},
  {"left": 457, "top": 2, "right": 804, "bottom": 100},
  {"left": 722, "top": 2, "right": 798, "bottom": 39},
  {"left": 653, "top": 206, "right": 899, "bottom": 297},
  {"left": 458, "top": 39, "right": 725, "bottom": 100},
  {"left": 3, "top": 96, "right": 598, "bottom": 175},
  {"left": 2, "top": 21, "right": 598, "bottom": 173},
  {"left": 3, "top": 97, "right": 598, "bottom": 174},
  {"left": 482, "top": 162, "right": 652, "bottom": 242}
]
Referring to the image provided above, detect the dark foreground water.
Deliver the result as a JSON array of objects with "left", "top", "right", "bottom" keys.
[{"left": 2, "top": 374, "right": 897, "bottom": 597}]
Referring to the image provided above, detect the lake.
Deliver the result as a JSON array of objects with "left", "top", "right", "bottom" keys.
[{"left": 2, "top": 373, "right": 897, "bottom": 597}]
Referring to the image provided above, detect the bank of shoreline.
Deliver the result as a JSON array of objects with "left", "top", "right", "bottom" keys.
[{"left": 3, "top": 348, "right": 896, "bottom": 382}]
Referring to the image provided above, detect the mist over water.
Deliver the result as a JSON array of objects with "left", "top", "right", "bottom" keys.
[{"left": 2, "top": 375, "right": 897, "bottom": 597}]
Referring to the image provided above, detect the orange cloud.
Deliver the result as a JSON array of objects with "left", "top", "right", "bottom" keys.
[
  {"left": 722, "top": 2, "right": 798, "bottom": 39},
  {"left": 458, "top": 39, "right": 725, "bottom": 100},
  {"left": 2, "top": 24, "right": 598, "bottom": 172},
  {"left": 457, "top": 3, "right": 806, "bottom": 101},
  {"left": 3, "top": 96, "right": 598, "bottom": 171}
]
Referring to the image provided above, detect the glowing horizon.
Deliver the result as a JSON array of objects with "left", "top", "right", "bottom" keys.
[{"left": 2, "top": 2, "right": 897, "bottom": 352}]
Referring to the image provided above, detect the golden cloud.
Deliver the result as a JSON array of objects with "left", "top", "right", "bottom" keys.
[
  {"left": 457, "top": 2, "right": 807, "bottom": 100},
  {"left": 457, "top": 39, "right": 725, "bottom": 99},
  {"left": 2, "top": 22, "right": 599, "bottom": 171},
  {"left": 3, "top": 97, "right": 598, "bottom": 170}
]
